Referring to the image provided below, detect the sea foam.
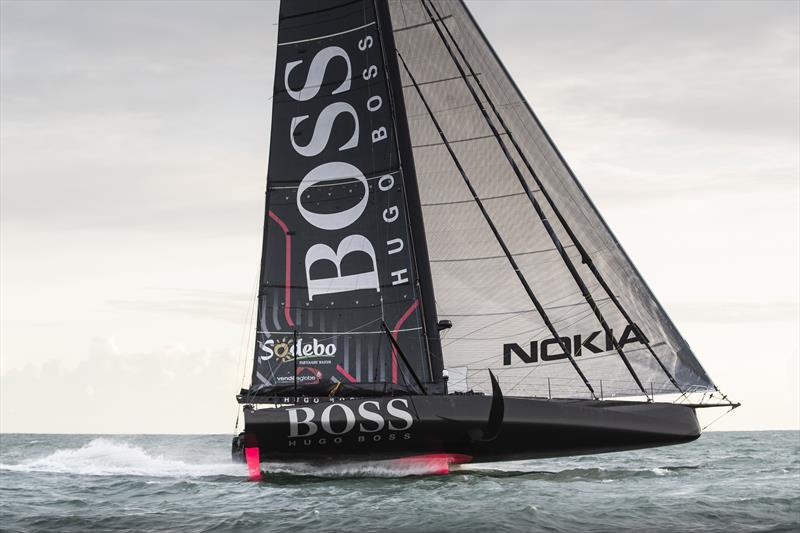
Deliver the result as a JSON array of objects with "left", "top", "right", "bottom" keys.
[{"left": 0, "top": 438, "right": 243, "bottom": 478}]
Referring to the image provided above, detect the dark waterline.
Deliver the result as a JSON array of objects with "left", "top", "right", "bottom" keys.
[{"left": 1, "top": 431, "right": 798, "bottom": 532}]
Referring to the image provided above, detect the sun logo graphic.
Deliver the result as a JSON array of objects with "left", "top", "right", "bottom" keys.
[
  {"left": 258, "top": 336, "right": 293, "bottom": 362},
  {"left": 273, "top": 337, "right": 295, "bottom": 363}
]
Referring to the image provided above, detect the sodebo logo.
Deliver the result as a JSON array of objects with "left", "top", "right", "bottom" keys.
[
  {"left": 287, "top": 399, "right": 413, "bottom": 438},
  {"left": 259, "top": 337, "right": 337, "bottom": 362}
]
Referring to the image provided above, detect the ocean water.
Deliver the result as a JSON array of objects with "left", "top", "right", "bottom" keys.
[{"left": 0, "top": 431, "right": 797, "bottom": 532}]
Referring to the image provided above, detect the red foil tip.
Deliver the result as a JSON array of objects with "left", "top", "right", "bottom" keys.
[{"left": 244, "top": 447, "right": 261, "bottom": 481}]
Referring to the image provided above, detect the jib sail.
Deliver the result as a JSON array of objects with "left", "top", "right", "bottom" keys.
[
  {"left": 390, "top": 0, "right": 714, "bottom": 399},
  {"left": 249, "top": 0, "right": 443, "bottom": 397}
]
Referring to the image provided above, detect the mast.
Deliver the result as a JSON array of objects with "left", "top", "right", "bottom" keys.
[
  {"left": 420, "top": 0, "right": 649, "bottom": 398},
  {"left": 374, "top": 0, "right": 444, "bottom": 386}
]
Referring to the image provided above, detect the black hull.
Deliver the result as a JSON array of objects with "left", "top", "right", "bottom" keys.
[{"left": 234, "top": 396, "right": 700, "bottom": 467}]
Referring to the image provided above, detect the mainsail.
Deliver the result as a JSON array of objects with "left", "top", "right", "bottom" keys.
[
  {"left": 247, "top": 0, "right": 715, "bottom": 401},
  {"left": 250, "top": 0, "right": 443, "bottom": 396}
]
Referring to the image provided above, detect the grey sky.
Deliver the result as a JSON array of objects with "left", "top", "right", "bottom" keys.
[{"left": 1, "top": 0, "right": 797, "bottom": 433}]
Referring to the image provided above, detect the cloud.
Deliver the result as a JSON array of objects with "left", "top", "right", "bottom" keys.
[
  {"left": 107, "top": 288, "right": 253, "bottom": 323},
  {"left": 669, "top": 301, "right": 800, "bottom": 325},
  {"left": 0, "top": 338, "right": 244, "bottom": 433},
  {"left": 1, "top": 0, "right": 277, "bottom": 232},
  {"left": 468, "top": 0, "right": 799, "bottom": 203}
]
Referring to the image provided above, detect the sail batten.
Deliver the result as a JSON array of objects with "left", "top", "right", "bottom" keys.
[{"left": 277, "top": 21, "right": 377, "bottom": 47}]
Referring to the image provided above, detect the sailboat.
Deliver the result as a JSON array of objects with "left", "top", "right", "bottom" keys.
[{"left": 232, "top": 0, "right": 738, "bottom": 478}]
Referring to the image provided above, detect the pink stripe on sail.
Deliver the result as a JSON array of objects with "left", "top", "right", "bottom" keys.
[
  {"left": 391, "top": 299, "right": 419, "bottom": 384},
  {"left": 336, "top": 364, "right": 357, "bottom": 383},
  {"left": 268, "top": 211, "right": 294, "bottom": 327}
]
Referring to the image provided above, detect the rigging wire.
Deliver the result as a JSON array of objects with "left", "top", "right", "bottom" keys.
[
  {"left": 441, "top": 290, "right": 605, "bottom": 347},
  {"left": 421, "top": 0, "right": 650, "bottom": 400},
  {"left": 454, "top": 307, "right": 599, "bottom": 364},
  {"left": 701, "top": 404, "right": 739, "bottom": 431},
  {"left": 424, "top": 0, "right": 683, "bottom": 393},
  {"left": 233, "top": 267, "right": 261, "bottom": 434},
  {"left": 398, "top": 49, "right": 596, "bottom": 400}
]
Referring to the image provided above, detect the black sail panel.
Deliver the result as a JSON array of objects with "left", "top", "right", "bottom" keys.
[
  {"left": 390, "top": 0, "right": 715, "bottom": 399},
  {"left": 250, "top": 0, "right": 439, "bottom": 397}
]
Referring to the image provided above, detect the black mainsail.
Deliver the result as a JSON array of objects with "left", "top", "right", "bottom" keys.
[
  {"left": 234, "top": 0, "right": 736, "bottom": 476},
  {"left": 250, "top": 0, "right": 443, "bottom": 397}
]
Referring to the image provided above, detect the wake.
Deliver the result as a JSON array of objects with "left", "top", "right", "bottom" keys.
[
  {"left": 0, "top": 439, "right": 460, "bottom": 479},
  {"left": 0, "top": 438, "right": 244, "bottom": 478},
  {"left": 0, "top": 438, "right": 699, "bottom": 481}
]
